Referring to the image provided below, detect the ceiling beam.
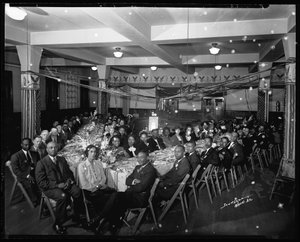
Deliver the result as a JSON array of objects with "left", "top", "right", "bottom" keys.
[
  {"left": 106, "top": 57, "right": 169, "bottom": 66},
  {"left": 287, "top": 13, "right": 296, "bottom": 33},
  {"left": 45, "top": 48, "right": 106, "bottom": 65},
  {"left": 258, "top": 38, "right": 282, "bottom": 62},
  {"left": 151, "top": 19, "right": 288, "bottom": 43},
  {"left": 5, "top": 25, "right": 29, "bottom": 45},
  {"left": 111, "top": 66, "right": 140, "bottom": 74},
  {"left": 80, "top": 8, "right": 195, "bottom": 74},
  {"left": 30, "top": 28, "right": 131, "bottom": 46},
  {"left": 181, "top": 53, "right": 259, "bottom": 65},
  {"left": 40, "top": 58, "right": 93, "bottom": 67}
]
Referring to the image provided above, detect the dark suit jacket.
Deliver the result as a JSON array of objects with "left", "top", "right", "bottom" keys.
[
  {"left": 125, "top": 162, "right": 157, "bottom": 207},
  {"left": 123, "top": 144, "right": 138, "bottom": 158},
  {"left": 229, "top": 142, "right": 244, "bottom": 165},
  {"left": 58, "top": 131, "right": 68, "bottom": 145},
  {"left": 147, "top": 137, "right": 166, "bottom": 153},
  {"left": 217, "top": 147, "right": 233, "bottom": 169},
  {"left": 35, "top": 155, "right": 74, "bottom": 191},
  {"left": 187, "top": 152, "right": 201, "bottom": 172},
  {"left": 200, "top": 147, "right": 220, "bottom": 167},
  {"left": 135, "top": 140, "right": 151, "bottom": 155},
  {"left": 157, "top": 157, "right": 190, "bottom": 200},
  {"left": 170, "top": 134, "right": 184, "bottom": 146},
  {"left": 46, "top": 135, "right": 64, "bottom": 151},
  {"left": 242, "top": 136, "right": 254, "bottom": 158},
  {"left": 182, "top": 135, "right": 197, "bottom": 144},
  {"left": 31, "top": 146, "right": 47, "bottom": 160},
  {"left": 10, "top": 150, "right": 40, "bottom": 181}
]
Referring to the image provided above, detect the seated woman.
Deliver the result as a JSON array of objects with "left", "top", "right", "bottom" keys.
[
  {"left": 170, "top": 126, "right": 184, "bottom": 146},
  {"left": 106, "top": 135, "right": 130, "bottom": 161},
  {"left": 123, "top": 135, "right": 138, "bottom": 157},
  {"left": 77, "top": 145, "right": 117, "bottom": 232},
  {"left": 135, "top": 131, "right": 151, "bottom": 154},
  {"left": 161, "top": 127, "right": 173, "bottom": 148},
  {"left": 182, "top": 125, "right": 196, "bottom": 144}
]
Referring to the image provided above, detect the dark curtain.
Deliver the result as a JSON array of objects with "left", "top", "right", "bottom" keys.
[
  {"left": 80, "top": 80, "right": 90, "bottom": 109},
  {"left": 2, "top": 71, "right": 15, "bottom": 157},
  {"left": 46, "top": 77, "right": 59, "bottom": 111}
]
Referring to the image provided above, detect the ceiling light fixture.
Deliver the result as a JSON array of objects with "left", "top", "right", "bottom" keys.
[
  {"left": 215, "top": 65, "right": 222, "bottom": 70},
  {"left": 150, "top": 66, "right": 157, "bottom": 71},
  {"left": 209, "top": 43, "right": 220, "bottom": 55},
  {"left": 5, "top": 4, "right": 27, "bottom": 21},
  {"left": 113, "top": 47, "right": 123, "bottom": 58},
  {"left": 91, "top": 66, "right": 97, "bottom": 71}
]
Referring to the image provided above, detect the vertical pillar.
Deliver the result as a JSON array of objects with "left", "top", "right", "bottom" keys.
[
  {"left": 16, "top": 45, "right": 42, "bottom": 139},
  {"left": 282, "top": 33, "right": 296, "bottom": 160},
  {"left": 257, "top": 62, "right": 272, "bottom": 123},
  {"left": 97, "top": 65, "right": 110, "bottom": 115},
  {"left": 122, "top": 85, "right": 130, "bottom": 116}
]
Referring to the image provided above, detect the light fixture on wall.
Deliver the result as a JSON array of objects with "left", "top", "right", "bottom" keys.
[
  {"left": 91, "top": 66, "right": 97, "bottom": 71},
  {"left": 5, "top": 4, "right": 27, "bottom": 21},
  {"left": 113, "top": 47, "right": 123, "bottom": 58},
  {"left": 150, "top": 66, "right": 157, "bottom": 71},
  {"left": 214, "top": 65, "right": 222, "bottom": 70},
  {"left": 209, "top": 43, "right": 220, "bottom": 55}
]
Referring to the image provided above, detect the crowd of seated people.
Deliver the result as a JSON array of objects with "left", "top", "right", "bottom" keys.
[{"left": 9, "top": 111, "right": 284, "bottom": 235}]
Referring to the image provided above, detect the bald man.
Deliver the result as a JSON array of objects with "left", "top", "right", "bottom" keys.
[{"left": 35, "top": 142, "right": 83, "bottom": 235}]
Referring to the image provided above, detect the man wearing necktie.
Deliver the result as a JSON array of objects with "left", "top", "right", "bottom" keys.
[
  {"left": 147, "top": 129, "right": 166, "bottom": 153},
  {"left": 31, "top": 135, "right": 47, "bottom": 159},
  {"left": 200, "top": 137, "right": 220, "bottom": 168},
  {"left": 106, "top": 150, "right": 157, "bottom": 235},
  {"left": 10, "top": 138, "right": 41, "bottom": 207},
  {"left": 153, "top": 145, "right": 190, "bottom": 207},
  {"left": 35, "top": 142, "right": 84, "bottom": 235},
  {"left": 185, "top": 140, "right": 201, "bottom": 172},
  {"left": 228, "top": 132, "right": 244, "bottom": 166}
]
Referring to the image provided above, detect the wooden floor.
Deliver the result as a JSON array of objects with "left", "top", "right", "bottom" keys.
[{"left": 3, "top": 158, "right": 297, "bottom": 239}]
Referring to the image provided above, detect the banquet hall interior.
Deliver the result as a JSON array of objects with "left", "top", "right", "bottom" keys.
[{"left": 2, "top": 3, "right": 297, "bottom": 239}]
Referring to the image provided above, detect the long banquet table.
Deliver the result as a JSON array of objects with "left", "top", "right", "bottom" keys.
[{"left": 59, "top": 130, "right": 223, "bottom": 191}]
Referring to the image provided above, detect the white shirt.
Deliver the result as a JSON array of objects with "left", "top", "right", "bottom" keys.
[{"left": 78, "top": 159, "right": 106, "bottom": 191}]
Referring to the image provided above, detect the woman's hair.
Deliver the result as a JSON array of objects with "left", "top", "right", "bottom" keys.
[
  {"left": 127, "top": 134, "right": 136, "bottom": 142},
  {"left": 84, "top": 144, "right": 100, "bottom": 159},
  {"left": 163, "top": 127, "right": 170, "bottom": 134},
  {"left": 109, "top": 135, "right": 121, "bottom": 146}
]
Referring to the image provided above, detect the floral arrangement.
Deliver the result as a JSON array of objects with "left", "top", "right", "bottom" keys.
[{"left": 58, "top": 122, "right": 106, "bottom": 170}]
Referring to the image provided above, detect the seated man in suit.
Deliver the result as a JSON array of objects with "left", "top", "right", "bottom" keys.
[
  {"left": 35, "top": 142, "right": 84, "bottom": 235},
  {"left": 228, "top": 132, "right": 244, "bottom": 166},
  {"left": 153, "top": 145, "right": 190, "bottom": 207},
  {"left": 185, "top": 140, "right": 201, "bottom": 172},
  {"left": 106, "top": 150, "right": 157, "bottom": 235},
  {"left": 216, "top": 136, "right": 233, "bottom": 170},
  {"left": 199, "top": 137, "right": 220, "bottom": 168},
  {"left": 256, "top": 125, "right": 269, "bottom": 150},
  {"left": 40, "top": 130, "right": 49, "bottom": 150},
  {"left": 56, "top": 124, "right": 68, "bottom": 145},
  {"left": 242, "top": 127, "right": 255, "bottom": 158},
  {"left": 46, "top": 128, "right": 65, "bottom": 151},
  {"left": 31, "top": 135, "right": 47, "bottom": 159},
  {"left": 147, "top": 129, "right": 166, "bottom": 153},
  {"left": 10, "top": 138, "right": 41, "bottom": 207}
]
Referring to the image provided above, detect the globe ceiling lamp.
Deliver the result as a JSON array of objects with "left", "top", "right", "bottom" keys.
[
  {"left": 5, "top": 4, "right": 27, "bottom": 21},
  {"left": 91, "top": 66, "right": 97, "bottom": 71},
  {"left": 209, "top": 43, "right": 220, "bottom": 55},
  {"left": 150, "top": 66, "right": 157, "bottom": 71},
  {"left": 215, "top": 65, "right": 222, "bottom": 70},
  {"left": 113, "top": 47, "right": 123, "bottom": 58}
]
